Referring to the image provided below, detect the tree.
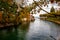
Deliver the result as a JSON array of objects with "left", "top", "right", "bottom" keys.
[
  {"left": 33, "top": 0, "right": 50, "bottom": 14},
  {"left": 50, "top": 6, "right": 55, "bottom": 13}
]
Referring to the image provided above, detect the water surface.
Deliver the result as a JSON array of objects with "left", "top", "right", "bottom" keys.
[{"left": 0, "top": 17, "right": 60, "bottom": 40}]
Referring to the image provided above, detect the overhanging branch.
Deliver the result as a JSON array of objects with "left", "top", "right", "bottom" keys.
[{"left": 33, "top": 0, "right": 50, "bottom": 14}]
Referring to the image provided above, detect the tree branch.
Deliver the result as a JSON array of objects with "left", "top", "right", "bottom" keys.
[{"left": 33, "top": 0, "right": 50, "bottom": 14}]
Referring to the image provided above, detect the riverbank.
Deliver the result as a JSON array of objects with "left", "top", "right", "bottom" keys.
[
  {"left": 40, "top": 17, "right": 60, "bottom": 25},
  {"left": 0, "top": 16, "right": 35, "bottom": 30},
  {"left": 40, "top": 11, "right": 60, "bottom": 25},
  {"left": 45, "top": 18, "right": 60, "bottom": 25}
]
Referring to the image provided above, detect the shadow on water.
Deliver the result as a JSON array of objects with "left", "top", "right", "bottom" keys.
[
  {"left": 0, "top": 18, "right": 60, "bottom": 40},
  {"left": 0, "top": 30, "right": 17, "bottom": 40},
  {"left": 0, "top": 22, "right": 30, "bottom": 40},
  {"left": 0, "top": 26, "right": 18, "bottom": 40},
  {"left": 18, "top": 22, "right": 30, "bottom": 40}
]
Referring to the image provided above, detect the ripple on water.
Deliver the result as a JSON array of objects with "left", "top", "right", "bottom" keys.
[{"left": 26, "top": 18, "right": 60, "bottom": 40}]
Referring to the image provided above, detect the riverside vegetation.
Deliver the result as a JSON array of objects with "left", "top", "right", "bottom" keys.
[
  {"left": 40, "top": 7, "right": 60, "bottom": 24},
  {"left": 0, "top": 0, "right": 35, "bottom": 27}
]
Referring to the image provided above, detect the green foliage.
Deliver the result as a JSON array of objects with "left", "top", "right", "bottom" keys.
[
  {"left": 40, "top": 10, "right": 60, "bottom": 21},
  {"left": 50, "top": 6, "right": 55, "bottom": 13},
  {"left": 0, "top": 0, "right": 18, "bottom": 23},
  {"left": 0, "top": 1, "right": 9, "bottom": 11},
  {"left": 9, "top": 2, "right": 18, "bottom": 14}
]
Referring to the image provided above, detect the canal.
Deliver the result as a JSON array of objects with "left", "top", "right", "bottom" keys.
[{"left": 0, "top": 17, "right": 60, "bottom": 40}]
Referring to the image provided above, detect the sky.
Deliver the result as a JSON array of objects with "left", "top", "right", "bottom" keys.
[{"left": 15, "top": 0, "right": 60, "bottom": 17}]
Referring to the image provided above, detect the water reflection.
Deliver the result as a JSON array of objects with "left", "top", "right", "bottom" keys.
[
  {"left": 26, "top": 18, "right": 60, "bottom": 40},
  {"left": 0, "top": 22, "right": 30, "bottom": 40},
  {"left": 0, "top": 18, "right": 60, "bottom": 40},
  {"left": 0, "top": 28, "right": 18, "bottom": 40},
  {"left": 18, "top": 22, "right": 30, "bottom": 40}
]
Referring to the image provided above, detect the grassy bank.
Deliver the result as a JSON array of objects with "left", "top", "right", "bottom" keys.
[
  {"left": 45, "top": 18, "right": 60, "bottom": 24},
  {"left": 40, "top": 11, "right": 60, "bottom": 24}
]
